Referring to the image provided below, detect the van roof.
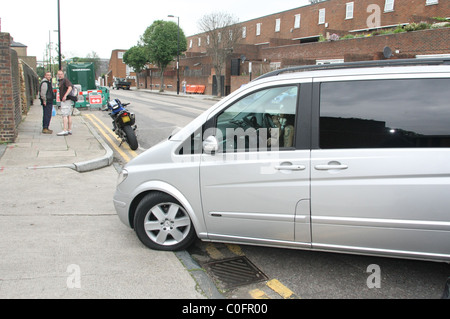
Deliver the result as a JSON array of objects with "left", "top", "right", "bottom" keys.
[{"left": 254, "top": 58, "right": 450, "bottom": 81}]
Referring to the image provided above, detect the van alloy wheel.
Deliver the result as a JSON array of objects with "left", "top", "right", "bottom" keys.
[{"left": 134, "top": 193, "right": 196, "bottom": 251}]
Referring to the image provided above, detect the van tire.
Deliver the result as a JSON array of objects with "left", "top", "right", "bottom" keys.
[{"left": 134, "top": 193, "right": 196, "bottom": 251}]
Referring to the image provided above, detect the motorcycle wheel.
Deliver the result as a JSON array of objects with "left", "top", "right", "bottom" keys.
[{"left": 124, "top": 125, "right": 138, "bottom": 150}]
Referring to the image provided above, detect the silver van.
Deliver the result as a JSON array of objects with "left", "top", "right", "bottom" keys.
[{"left": 113, "top": 59, "right": 450, "bottom": 262}]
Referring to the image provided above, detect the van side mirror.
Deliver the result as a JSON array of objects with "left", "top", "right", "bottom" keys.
[{"left": 203, "top": 136, "right": 219, "bottom": 155}]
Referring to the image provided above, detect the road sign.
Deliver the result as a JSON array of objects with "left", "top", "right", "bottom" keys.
[{"left": 89, "top": 94, "right": 102, "bottom": 105}]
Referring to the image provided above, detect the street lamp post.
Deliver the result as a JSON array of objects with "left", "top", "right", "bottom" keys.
[
  {"left": 48, "top": 31, "right": 52, "bottom": 74},
  {"left": 168, "top": 15, "right": 180, "bottom": 95},
  {"left": 57, "top": 0, "right": 62, "bottom": 71}
]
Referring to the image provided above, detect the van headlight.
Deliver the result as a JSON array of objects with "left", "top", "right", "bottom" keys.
[{"left": 117, "top": 169, "right": 128, "bottom": 186}]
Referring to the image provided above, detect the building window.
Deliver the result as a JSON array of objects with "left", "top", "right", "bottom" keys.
[
  {"left": 256, "top": 23, "right": 262, "bottom": 36},
  {"left": 426, "top": 0, "right": 438, "bottom": 5},
  {"left": 189, "top": 39, "right": 193, "bottom": 49},
  {"left": 198, "top": 37, "right": 201, "bottom": 47},
  {"left": 275, "top": 18, "right": 281, "bottom": 32},
  {"left": 207, "top": 35, "right": 210, "bottom": 45},
  {"left": 242, "top": 26, "right": 247, "bottom": 39},
  {"left": 294, "top": 14, "right": 301, "bottom": 29},
  {"left": 346, "top": 2, "right": 354, "bottom": 19},
  {"left": 319, "top": 9, "right": 326, "bottom": 24},
  {"left": 384, "top": 0, "right": 394, "bottom": 12}
]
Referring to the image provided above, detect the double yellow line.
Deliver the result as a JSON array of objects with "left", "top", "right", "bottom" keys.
[
  {"left": 205, "top": 243, "right": 300, "bottom": 299},
  {"left": 83, "top": 113, "right": 138, "bottom": 163},
  {"left": 250, "top": 279, "right": 300, "bottom": 299}
]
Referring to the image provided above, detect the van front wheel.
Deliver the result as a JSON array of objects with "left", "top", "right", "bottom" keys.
[{"left": 134, "top": 193, "right": 196, "bottom": 251}]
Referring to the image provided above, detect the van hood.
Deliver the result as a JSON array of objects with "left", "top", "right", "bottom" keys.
[
  {"left": 125, "top": 139, "right": 179, "bottom": 167},
  {"left": 168, "top": 111, "right": 209, "bottom": 142}
]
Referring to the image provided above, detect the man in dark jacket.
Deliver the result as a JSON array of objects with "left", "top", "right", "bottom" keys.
[{"left": 39, "top": 72, "right": 55, "bottom": 134}]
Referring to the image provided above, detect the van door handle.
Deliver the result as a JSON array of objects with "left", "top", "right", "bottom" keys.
[
  {"left": 314, "top": 163, "right": 348, "bottom": 171},
  {"left": 275, "top": 164, "right": 306, "bottom": 171}
]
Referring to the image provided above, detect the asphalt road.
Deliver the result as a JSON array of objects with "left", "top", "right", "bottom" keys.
[
  {"left": 112, "top": 89, "right": 214, "bottom": 150},
  {"left": 86, "top": 89, "right": 450, "bottom": 299}
]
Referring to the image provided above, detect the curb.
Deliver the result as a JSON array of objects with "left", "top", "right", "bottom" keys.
[
  {"left": 175, "top": 250, "right": 224, "bottom": 299},
  {"left": 73, "top": 117, "right": 114, "bottom": 173},
  {"left": 137, "top": 88, "right": 223, "bottom": 102},
  {"left": 0, "top": 144, "right": 6, "bottom": 159}
]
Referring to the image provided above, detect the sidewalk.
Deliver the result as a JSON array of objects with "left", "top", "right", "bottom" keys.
[
  {"left": 0, "top": 101, "right": 112, "bottom": 173},
  {"left": 133, "top": 87, "right": 223, "bottom": 102},
  {"left": 0, "top": 102, "right": 206, "bottom": 299}
]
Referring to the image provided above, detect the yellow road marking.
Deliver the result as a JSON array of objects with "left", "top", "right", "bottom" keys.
[
  {"left": 205, "top": 243, "right": 225, "bottom": 260},
  {"left": 267, "top": 279, "right": 299, "bottom": 299},
  {"left": 249, "top": 289, "right": 270, "bottom": 299},
  {"left": 85, "top": 113, "right": 139, "bottom": 156},
  {"left": 226, "top": 244, "right": 244, "bottom": 256},
  {"left": 204, "top": 243, "right": 299, "bottom": 299},
  {"left": 84, "top": 113, "right": 139, "bottom": 161},
  {"left": 83, "top": 114, "right": 131, "bottom": 162}
]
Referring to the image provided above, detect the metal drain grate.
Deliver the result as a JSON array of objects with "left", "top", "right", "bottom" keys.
[{"left": 203, "top": 256, "right": 268, "bottom": 289}]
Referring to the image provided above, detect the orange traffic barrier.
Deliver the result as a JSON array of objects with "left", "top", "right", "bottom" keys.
[
  {"left": 195, "top": 85, "right": 206, "bottom": 94},
  {"left": 185, "top": 85, "right": 205, "bottom": 94},
  {"left": 186, "top": 85, "right": 197, "bottom": 94}
]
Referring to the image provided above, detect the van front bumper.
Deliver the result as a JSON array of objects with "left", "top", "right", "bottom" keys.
[{"left": 113, "top": 194, "right": 131, "bottom": 228}]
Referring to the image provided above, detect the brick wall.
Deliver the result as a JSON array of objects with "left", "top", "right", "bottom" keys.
[
  {"left": 260, "top": 27, "right": 450, "bottom": 65},
  {"left": 0, "top": 32, "right": 38, "bottom": 143},
  {"left": 188, "top": 0, "right": 449, "bottom": 53},
  {"left": 107, "top": 49, "right": 136, "bottom": 87},
  {"left": 227, "top": 27, "right": 449, "bottom": 93},
  {"left": 11, "top": 51, "right": 21, "bottom": 127},
  {"left": 0, "top": 33, "right": 19, "bottom": 143}
]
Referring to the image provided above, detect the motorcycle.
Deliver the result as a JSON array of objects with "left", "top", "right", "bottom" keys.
[{"left": 103, "top": 99, "right": 138, "bottom": 150}]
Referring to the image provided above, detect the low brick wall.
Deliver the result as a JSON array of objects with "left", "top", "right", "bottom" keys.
[
  {"left": 260, "top": 28, "right": 450, "bottom": 66},
  {"left": 0, "top": 32, "right": 38, "bottom": 143},
  {"left": 0, "top": 33, "right": 18, "bottom": 143}
]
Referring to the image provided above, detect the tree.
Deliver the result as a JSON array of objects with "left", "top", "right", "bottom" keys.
[
  {"left": 123, "top": 45, "right": 148, "bottom": 90},
  {"left": 141, "top": 20, "right": 187, "bottom": 92},
  {"left": 198, "top": 12, "right": 242, "bottom": 97}
]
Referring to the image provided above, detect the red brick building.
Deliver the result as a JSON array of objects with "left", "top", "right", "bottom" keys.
[
  {"left": 106, "top": 49, "right": 136, "bottom": 87},
  {"left": 189, "top": 0, "right": 448, "bottom": 53},
  {"left": 144, "top": 0, "right": 450, "bottom": 95}
]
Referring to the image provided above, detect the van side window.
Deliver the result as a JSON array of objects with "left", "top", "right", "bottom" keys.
[
  {"left": 215, "top": 85, "right": 298, "bottom": 152},
  {"left": 319, "top": 79, "right": 450, "bottom": 149}
]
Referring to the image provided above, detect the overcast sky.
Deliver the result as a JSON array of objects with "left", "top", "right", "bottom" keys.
[{"left": 0, "top": 0, "right": 310, "bottom": 61}]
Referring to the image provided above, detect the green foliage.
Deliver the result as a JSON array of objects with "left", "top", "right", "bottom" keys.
[
  {"left": 141, "top": 20, "right": 187, "bottom": 71},
  {"left": 36, "top": 66, "right": 46, "bottom": 78},
  {"left": 339, "top": 20, "right": 449, "bottom": 41},
  {"left": 404, "top": 22, "right": 431, "bottom": 32},
  {"left": 432, "top": 17, "right": 449, "bottom": 22},
  {"left": 123, "top": 45, "right": 148, "bottom": 74}
]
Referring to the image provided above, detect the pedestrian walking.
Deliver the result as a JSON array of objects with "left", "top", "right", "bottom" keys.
[
  {"left": 39, "top": 72, "right": 55, "bottom": 134},
  {"left": 56, "top": 70, "right": 74, "bottom": 136},
  {"left": 182, "top": 79, "right": 187, "bottom": 94}
]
